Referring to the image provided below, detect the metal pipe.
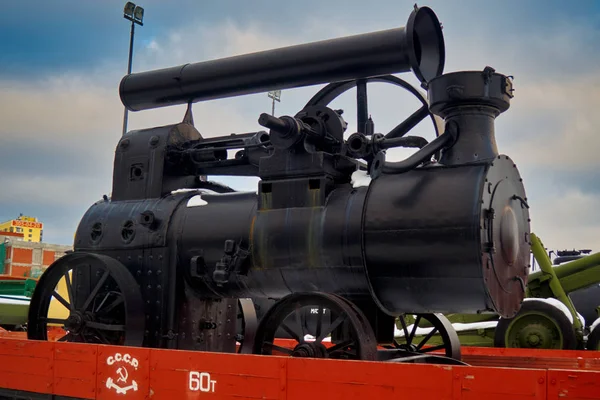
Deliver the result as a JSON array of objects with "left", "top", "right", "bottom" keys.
[
  {"left": 380, "top": 133, "right": 451, "bottom": 174},
  {"left": 529, "top": 246, "right": 600, "bottom": 293},
  {"left": 377, "top": 120, "right": 457, "bottom": 175},
  {"left": 119, "top": 6, "right": 445, "bottom": 111},
  {"left": 122, "top": 19, "right": 136, "bottom": 136},
  {"left": 551, "top": 252, "right": 600, "bottom": 281}
]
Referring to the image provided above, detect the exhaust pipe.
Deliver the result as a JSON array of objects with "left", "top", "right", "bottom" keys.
[{"left": 119, "top": 5, "right": 445, "bottom": 111}]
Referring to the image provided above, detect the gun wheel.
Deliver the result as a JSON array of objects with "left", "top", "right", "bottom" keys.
[
  {"left": 494, "top": 299, "right": 577, "bottom": 350},
  {"left": 253, "top": 292, "right": 378, "bottom": 361},
  {"left": 586, "top": 323, "right": 600, "bottom": 351},
  {"left": 27, "top": 252, "right": 144, "bottom": 346},
  {"left": 392, "top": 313, "right": 462, "bottom": 361}
]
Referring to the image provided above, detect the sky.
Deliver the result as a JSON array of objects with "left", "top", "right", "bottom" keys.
[{"left": 0, "top": 0, "right": 599, "bottom": 252}]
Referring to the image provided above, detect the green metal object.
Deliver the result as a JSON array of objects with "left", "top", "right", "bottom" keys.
[
  {"left": 527, "top": 233, "right": 584, "bottom": 339},
  {"left": 499, "top": 299, "right": 575, "bottom": 349},
  {"left": 0, "top": 278, "right": 35, "bottom": 328},
  {"left": 528, "top": 235, "right": 600, "bottom": 299},
  {"left": 0, "top": 243, "right": 5, "bottom": 274},
  {"left": 0, "top": 278, "right": 37, "bottom": 297},
  {"left": 0, "top": 295, "right": 30, "bottom": 326},
  {"left": 505, "top": 312, "right": 563, "bottom": 348}
]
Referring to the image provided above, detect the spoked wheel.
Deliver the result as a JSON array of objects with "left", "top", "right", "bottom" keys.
[
  {"left": 236, "top": 298, "right": 258, "bottom": 354},
  {"left": 253, "top": 292, "right": 378, "bottom": 361},
  {"left": 300, "top": 74, "right": 449, "bottom": 177},
  {"left": 302, "top": 75, "right": 443, "bottom": 140},
  {"left": 392, "top": 313, "right": 462, "bottom": 361},
  {"left": 494, "top": 299, "right": 577, "bottom": 350},
  {"left": 27, "top": 252, "right": 144, "bottom": 346}
]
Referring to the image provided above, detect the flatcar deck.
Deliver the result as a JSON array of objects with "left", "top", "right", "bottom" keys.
[{"left": 0, "top": 337, "right": 598, "bottom": 399}]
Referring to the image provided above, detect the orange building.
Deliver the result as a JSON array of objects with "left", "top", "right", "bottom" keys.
[{"left": 0, "top": 234, "right": 72, "bottom": 278}]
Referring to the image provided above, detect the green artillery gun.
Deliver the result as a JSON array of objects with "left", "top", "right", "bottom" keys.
[
  {"left": 393, "top": 233, "right": 600, "bottom": 351},
  {"left": 0, "top": 277, "right": 36, "bottom": 331}
]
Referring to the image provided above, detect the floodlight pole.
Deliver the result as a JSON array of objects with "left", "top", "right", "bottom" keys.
[
  {"left": 122, "top": 19, "right": 136, "bottom": 136},
  {"left": 267, "top": 90, "right": 281, "bottom": 117},
  {"left": 122, "top": 2, "right": 144, "bottom": 136}
]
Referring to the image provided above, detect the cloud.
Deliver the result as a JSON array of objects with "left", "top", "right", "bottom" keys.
[
  {"left": 529, "top": 189, "right": 600, "bottom": 251},
  {"left": 500, "top": 74, "right": 600, "bottom": 170}
]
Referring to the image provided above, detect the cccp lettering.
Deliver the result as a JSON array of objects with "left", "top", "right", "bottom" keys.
[{"left": 106, "top": 353, "right": 139, "bottom": 369}]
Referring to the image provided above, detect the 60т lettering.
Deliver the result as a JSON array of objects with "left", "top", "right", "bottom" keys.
[{"left": 189, "top": 371, "right": 217, "bottom": 393}]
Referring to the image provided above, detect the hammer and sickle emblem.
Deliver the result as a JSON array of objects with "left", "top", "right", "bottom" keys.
[{"left": 117, "top": 367, "right": 129, "bottom": 383}]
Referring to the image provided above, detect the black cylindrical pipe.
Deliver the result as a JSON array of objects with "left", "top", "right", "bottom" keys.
[{"left": 119, "top": 6, "right": 445, "bottom": 111}]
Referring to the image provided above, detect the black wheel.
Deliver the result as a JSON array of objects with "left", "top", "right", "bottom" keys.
[
  {"left": 302, "top": 75, "right": 445, "bottom": 175},
  {"left": 253, "top": 292, "right": 378, "bottom": 361},
  {"left": 303, "top": 75, "right": 443, "bottom": 141},
  {"left": 494, "top": 299, "right": 578, "bottom": 350},
  {"left": 236, "top": 298, "right": 258, "bottom": 354},
  {"left": 392, "top": 313, "right": 462, "bottom": 361},
  {"left": 586, "top": 323, "right": 600, "bottom": 350},
  {"left": 27, "top": 252, "right": 145, "bottom": 346}
]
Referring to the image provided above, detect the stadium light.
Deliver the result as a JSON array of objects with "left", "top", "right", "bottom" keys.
[{"left": 122, "top": 2, "right": 144, "bottom": 136}]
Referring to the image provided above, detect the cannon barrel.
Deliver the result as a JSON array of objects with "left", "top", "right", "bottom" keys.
[
  {"left": 530, "top": 250, "right": 600, "bottom": 294},
  {"left": 119, "top": 6, "right": 444, "bottom": 111}
]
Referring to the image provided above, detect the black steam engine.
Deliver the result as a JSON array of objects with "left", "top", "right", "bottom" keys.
[{"left": 27, "top": 5, "right": 531, "bottom": 364}]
